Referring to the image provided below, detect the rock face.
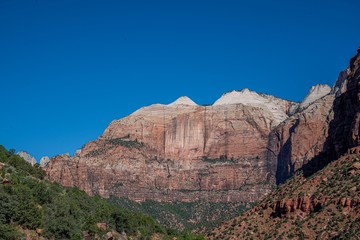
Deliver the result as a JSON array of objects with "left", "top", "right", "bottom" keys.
[
  {"left": 44, "top": 49, "right": 360, "bottom": 203},
  {"left": 17, "top": 151, "right": 36, "bottom": 166},
  {"left": 46, "top": 91, "right": 297, "bottom": 202},
  {"left": 331, "top": 68, "right": 350, "bottom": 97},
  {"left": 269, "top": 94, "right": 334, "bottom": 184},
  {"left": 329, "top": 48, "right": 360, "bottom": 157}
]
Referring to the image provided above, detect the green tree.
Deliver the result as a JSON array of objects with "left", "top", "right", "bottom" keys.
[
  {"left": 0, "top": 224, "right": 21, "bottom": 240},
  {"left": 43, "top": 196, "right": 81, "bottom": 239},
  {"left": 0, "top": 190, "right": 16, "bottom": 224}
]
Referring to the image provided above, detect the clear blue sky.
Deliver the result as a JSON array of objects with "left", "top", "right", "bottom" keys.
[{"left": 0, "top": 0, "right": 359, "bottom": 160}]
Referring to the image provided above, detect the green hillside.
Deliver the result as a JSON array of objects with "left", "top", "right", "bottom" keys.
[{"left": 0, "top": 145, "right": 204, "bottom": 240}]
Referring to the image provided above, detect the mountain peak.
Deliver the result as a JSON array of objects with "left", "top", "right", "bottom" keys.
[
  {"left": 299, "top": 84, "right": 331, "bottom": 110},
  {"left": 168, "top": 96, "right": 198, "bottom": 106},
  {"left": 212, "top": 89, "right": 262, "bottom": 106},
  {"left": 240, "top": 88, "right": 250, "bottom": 93}
]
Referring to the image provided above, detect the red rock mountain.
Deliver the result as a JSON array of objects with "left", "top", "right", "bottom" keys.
[
  {"left": 209, "top": 48, "right": 360, "bottom": 239},
  {"left": 45, "top": 53, "right": 348, "bottom": 204}
]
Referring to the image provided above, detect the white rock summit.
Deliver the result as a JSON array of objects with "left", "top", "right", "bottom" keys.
[
  {"left": 299, "top": 84, "right": 331, "bottom": 110},
  {"left": 213, "top": 88, "right": 263, "bottom": 106},
  {"left": 168, "top": 96, "right": 198, "bottom": 106},
  {"left": 17, "top": 151, "right": 36, "bottom": 166},
  {"left": 213, "top": 88, "right": 291, "bottom": 124}
]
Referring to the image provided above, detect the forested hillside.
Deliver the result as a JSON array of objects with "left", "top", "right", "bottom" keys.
[{"left": 0, "top": 145, "right": 203, "bottom": 240}]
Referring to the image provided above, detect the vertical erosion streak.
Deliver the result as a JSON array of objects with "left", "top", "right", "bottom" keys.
[
  {"left": 163, "top": 106, "right": 166, "bottom": 157},
  {"left": 203, "top": 106, "right": 207, "bottom": 153},
  {"left": 225, "top": 107, "right": 229, "bottom": 158}
]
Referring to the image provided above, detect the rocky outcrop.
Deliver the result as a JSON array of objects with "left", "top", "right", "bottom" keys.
[
  {"left": 40, "top": 156, "right": 50, "bottom": 167},
  {"left": 17, "top": 151, "right": 36, "bottom": 166},
  {"left": 271, "top": 196, "right": 324, "bottom": 217}
]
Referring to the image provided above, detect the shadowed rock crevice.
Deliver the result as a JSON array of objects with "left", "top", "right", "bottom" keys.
[{"left": 275, "top": 119, "right": 299, "bottom": 184}]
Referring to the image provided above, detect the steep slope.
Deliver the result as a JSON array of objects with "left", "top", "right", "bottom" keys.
[
  {"left": 46, "top": 93, "right": 295, "bottom": 203},
  {"left": 210, "top": 48, "right": 360, "bottom": 239},
  {"left": 209, "top": 153, "right": 360, "bottom": 239}
]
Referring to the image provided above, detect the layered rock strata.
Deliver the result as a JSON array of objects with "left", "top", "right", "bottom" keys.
[{"left": 46, "top": 90, "right": 297, "bottom": 202}]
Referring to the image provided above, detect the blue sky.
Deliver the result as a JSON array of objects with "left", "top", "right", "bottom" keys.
[{"left": 0, "top": 0, "right": 359, "bottom": 160}]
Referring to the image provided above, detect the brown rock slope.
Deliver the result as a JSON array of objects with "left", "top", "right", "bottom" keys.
[{"left": 209, "top": 48, "right": 360, "bottom": 239}]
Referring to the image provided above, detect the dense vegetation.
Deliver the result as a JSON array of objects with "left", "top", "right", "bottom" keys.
[
  {"left": 109, "top": 197, "right": 252, "bottom": 232},
  {"left": 0, "top": 145, "right": 204, "bottom": 240}
]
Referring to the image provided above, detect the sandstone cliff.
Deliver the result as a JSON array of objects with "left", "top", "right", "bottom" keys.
[
  {"left": 46, "top": 89, "right": 299, "bottom": 202},
  {"left": 44, "top": 52, "right": 351, "bottom": 203}
]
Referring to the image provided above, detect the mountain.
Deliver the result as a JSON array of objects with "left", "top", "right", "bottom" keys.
[
  {"left": 45, "top": 87, "right": 303, "bottom": 204},
  {"left": 209, "top": 48, "right": 360, "bottom": 239},
  {"left": 44, "top": 58, "right": 338, "bottom": 206},
  {"left": 44, "top": 78, "right": 334, "bottom": 206}
]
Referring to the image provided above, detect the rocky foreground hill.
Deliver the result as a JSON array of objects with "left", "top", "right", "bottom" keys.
[
  {"left": 209, "top": 48, "right": 360, "bottom": 239},
  {"left": 44, "top": 66, "right": 341, "bottom": 204}
]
